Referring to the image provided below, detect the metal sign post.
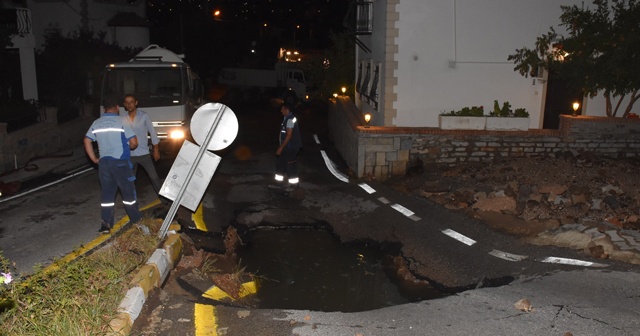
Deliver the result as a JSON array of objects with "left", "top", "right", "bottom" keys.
[{"left": 157, "top": 103, "right": 237, "bottom": 239}]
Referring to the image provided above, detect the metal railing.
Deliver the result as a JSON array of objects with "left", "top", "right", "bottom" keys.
[{"left": 0, "top": 8, "right": 32, "bottom": 36}]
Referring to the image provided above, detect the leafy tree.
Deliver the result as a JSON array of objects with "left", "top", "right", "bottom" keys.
[
  {"left": 508, "top": 0, "right": 640, "bottom": 117},
  {"left": 300, "top": 31, "right": 354, "bottom": 100},
  {"left": 35, "top": 29, "right": 137, "bottom": 106}
]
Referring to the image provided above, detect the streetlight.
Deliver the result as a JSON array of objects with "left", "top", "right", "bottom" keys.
[{"left": 572, "top": 102, "right": 580, "bottom": 117}]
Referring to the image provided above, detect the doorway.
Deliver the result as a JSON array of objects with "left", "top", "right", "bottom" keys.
[{"left": 543, "top": 70, "right": 582, "bottom": 129}]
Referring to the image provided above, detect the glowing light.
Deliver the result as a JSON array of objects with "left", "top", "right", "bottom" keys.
[
  {"left": 364, "top": 113, "right": 372, "bottom": 126},
  {"left": 169, "top": 130, "right": 185, "bottom": 139}
]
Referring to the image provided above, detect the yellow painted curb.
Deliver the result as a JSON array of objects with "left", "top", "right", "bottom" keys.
[
  {"left": 107, "top": 204, "right": 184, "bottom": 335},
  {"left": 202, "top": 281, "right": 258, "bottom": 301},
  {"left": 163, "top": 233, "right": 183, "bottom": 267},
  {"left": 107, "top": 312, "right": 133, "bottom": 336},
  {"left": 129, "top": 264, "right": 161, "bottom": 296}
]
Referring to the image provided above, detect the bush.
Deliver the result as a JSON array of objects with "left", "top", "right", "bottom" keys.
[{"left": 442, "top": 105, "right": 485, "bottom": 116}]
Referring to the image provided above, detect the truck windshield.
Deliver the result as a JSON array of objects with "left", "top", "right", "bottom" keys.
[{"left": 103, "top": 67, "right": 184, "bottom": 108}]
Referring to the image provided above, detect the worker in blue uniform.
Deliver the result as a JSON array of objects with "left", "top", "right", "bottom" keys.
[
  {"left": 275, "top": 102, "right": 302, "bottom": 190},
  {"left": 84, "top": 95, "right": 142, "bottom": 233}
]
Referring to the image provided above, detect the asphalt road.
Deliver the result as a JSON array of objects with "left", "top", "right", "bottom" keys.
[
  {"left": 132, "top": 101, "right": 640, "bottom": 335},
  {"left": 1, "top": 99, "right": 639, "bottom": 335}
]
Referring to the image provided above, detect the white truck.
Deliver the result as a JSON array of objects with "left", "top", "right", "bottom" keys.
[
  {"left": 100, "top": 45, "right": 204, "bottom": 149},
  {"left": 218, "top": 62, "right": 307, "bottom": 102}
]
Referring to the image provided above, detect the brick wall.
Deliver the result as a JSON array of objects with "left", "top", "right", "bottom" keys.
[{"left": 329, "top": 97, "right": 640, "bottom": 181}]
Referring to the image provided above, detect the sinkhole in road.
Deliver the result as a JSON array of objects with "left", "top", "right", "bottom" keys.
[{"left": 235, "top": 227, "right": 450, "bottom": 312}]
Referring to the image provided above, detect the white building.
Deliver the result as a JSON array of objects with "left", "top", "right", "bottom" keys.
[
  {"left": 2, "top": 0, "right": 148, "bottom": 101},
  {"left": 353, "top": 0, "right": 639, "bottom": 129}
]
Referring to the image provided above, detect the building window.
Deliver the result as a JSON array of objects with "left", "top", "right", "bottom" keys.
[{"left": 356, "top": 1, "right": 373, "bottom": 34}]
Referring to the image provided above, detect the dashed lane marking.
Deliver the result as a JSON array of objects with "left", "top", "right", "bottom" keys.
[
  {"left": 489, "top": 249, "right": 528, "bottom": 262},
  {"left": 540, "top": 256, "right": 608, "bottom": 267},
  {"left": 358, "top": 183, "right": 376, "bottom": 194},
  {"left": 313, "top": 134, "right": 320, "bottom": 144},
  {"left": 390, "top": 203, "right": 421, "bottom": 221},
  {"left": 378, "top": 197, "right": 390, "bottom": 204},
  {"left": 442, "top": 229, "right": 477, "bottom": 246}
]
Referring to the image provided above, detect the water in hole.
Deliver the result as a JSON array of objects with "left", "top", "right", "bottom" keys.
[{"left": 236, "top": 229, "right": 447, "bottom": 312}]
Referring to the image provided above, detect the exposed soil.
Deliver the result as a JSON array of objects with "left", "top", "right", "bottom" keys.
[
  {"left": 391, "top": 155, "right": 640, "bottom": 231},
  {"left": 387, "top": 155, "right": 640, "bottom": 263}
]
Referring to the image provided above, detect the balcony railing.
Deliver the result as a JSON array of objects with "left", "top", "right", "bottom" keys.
[{"left": 0, "top": 8, "right": 32, "bottom": 37}]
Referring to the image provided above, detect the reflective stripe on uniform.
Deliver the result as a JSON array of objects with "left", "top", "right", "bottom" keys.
[
  {"left": 122, "top": 200, "right": 137, "bottom": 205},
  {"left": 101, "top": 202, "right": 115, "bottom": 207},
  {"left": 93, "top": 128, "right": 125, "bottom": 134}
]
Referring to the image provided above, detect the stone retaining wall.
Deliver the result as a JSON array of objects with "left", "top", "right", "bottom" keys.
[{"left": 329, "top": 97, "right": 640, "bottom": 181}]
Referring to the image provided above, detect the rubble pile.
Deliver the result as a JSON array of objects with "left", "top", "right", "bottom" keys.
[{"left": 391, "top": 155, "right": 640, "bottom": 264}]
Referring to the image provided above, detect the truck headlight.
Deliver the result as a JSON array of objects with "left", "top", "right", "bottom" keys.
[{"left": 169, "top": 130, "right": 185, "bottom": 139}]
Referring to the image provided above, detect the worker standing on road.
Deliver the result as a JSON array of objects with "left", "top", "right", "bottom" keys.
[
  {"left": 274, "top": 102, "right": 302, "bottom": 191},
  {"left": 84, "top": 95, "right": 142, "bottom": 234},
  {"left": 121, "top": 94, "right": 168, "bottom": 205}
]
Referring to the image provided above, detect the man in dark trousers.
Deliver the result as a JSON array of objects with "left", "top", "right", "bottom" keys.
[
  {"left": 84, "top": 95, "right": 142, "bottom": 234},
  {"left": 121, "top": 94, "right": 167, "bottom": 205},
  {"left": 274, "top": 102, "right": 302, "bottom": 191}
]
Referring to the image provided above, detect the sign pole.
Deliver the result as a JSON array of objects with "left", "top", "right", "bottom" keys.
[{"left": 157, "top": 105, "right": 227, "bottom": 239}]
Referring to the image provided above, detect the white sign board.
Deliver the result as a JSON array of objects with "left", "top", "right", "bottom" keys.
[{"left": 159, "top": 140, "right": 221, "bottom": 211}]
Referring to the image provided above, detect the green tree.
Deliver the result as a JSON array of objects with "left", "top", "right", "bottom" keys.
[
  {"left": 299, "top": 31, "right": 354, "bottom": 100},
  {"left": 508, "top": 0, "right": 640, "bottom": 117},
  {"left": 35, "top": 29, "right": 137, "bottom": 106}
]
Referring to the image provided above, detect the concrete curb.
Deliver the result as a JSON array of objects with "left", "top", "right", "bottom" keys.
[{"left": 107, "top": 223, "right": 183, "bottom": 336}]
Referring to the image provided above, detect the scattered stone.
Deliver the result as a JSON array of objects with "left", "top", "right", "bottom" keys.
[
  {"left": 591, "top": 199, "right": 603, "bottom": 210},
  {"left": 529, "top": 192, "right": 543, "bottom": 202},
  {"left": 603, "top": 196, "right": 621, "bottom": 210},
  {"left": 606, "top": 217, "right": 623, "bottom": 228},
  {"left": 514, "top": 298, "right": 532, "bottom": 312},
  {"left": 554, "top": 196, "right": 571, "bottom": 206},
  {"left": 602, "top": 185, "right": 624, "bottom": 195},
  {"left": 570, "top": 193, "right": 588, "bottom": 205},
  {"left": 538, "top": 184, "right": 567, "bottom": 195},
  {"left": 585, "top": 244, "right": 604, "bottom": 258}
]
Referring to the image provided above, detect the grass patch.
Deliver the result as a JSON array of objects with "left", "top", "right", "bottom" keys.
[{"left": 0, "top": 218, "right": 163, "bottom": 335}]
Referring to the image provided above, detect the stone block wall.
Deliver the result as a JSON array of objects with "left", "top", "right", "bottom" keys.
[{"left": 329, "top": 97, "right": 640, "bottom": 181}]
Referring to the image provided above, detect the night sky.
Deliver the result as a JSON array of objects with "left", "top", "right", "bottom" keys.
[{"left": 146, "top": 0, "right": 348, "bottom": 77}]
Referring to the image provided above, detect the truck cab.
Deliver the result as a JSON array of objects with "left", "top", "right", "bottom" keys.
[{"left": 101, "top": 45, "right": 204, "bottom": 149}]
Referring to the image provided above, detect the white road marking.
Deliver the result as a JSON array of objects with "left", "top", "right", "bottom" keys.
[
  {"left": 320, "top": 150, "right": 349, "bottom": 183},
  {"left": 442, "top": 229, "right": 476, "bottom": 246},
  {"left": 391, "top": 203, "right": 415, "bottom": 217},
  {"left": 378, "top": 197, "right": 390, "bottom": 204},
  {"left": 358, "top": 183, "right": 376, "bottom": 194},
  {"left": 489, "top": 250, "right": 528, "bottom": 262},
  {"left": 313, "top": 134, "right": 320, "bottom": 144},
  {"left": 540, "top": 256, "right": 608, "bottom": 267},
  {"left": 0, "top": 166, "right": 93, "bottom": 203}
]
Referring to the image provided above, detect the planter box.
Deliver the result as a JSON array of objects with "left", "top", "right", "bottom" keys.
[
  {"left": 438, "top": 115, "right": 486, "bottom": 130},
  {"left": 485, "top": 117, "right": 530, "bottom": 131}
]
